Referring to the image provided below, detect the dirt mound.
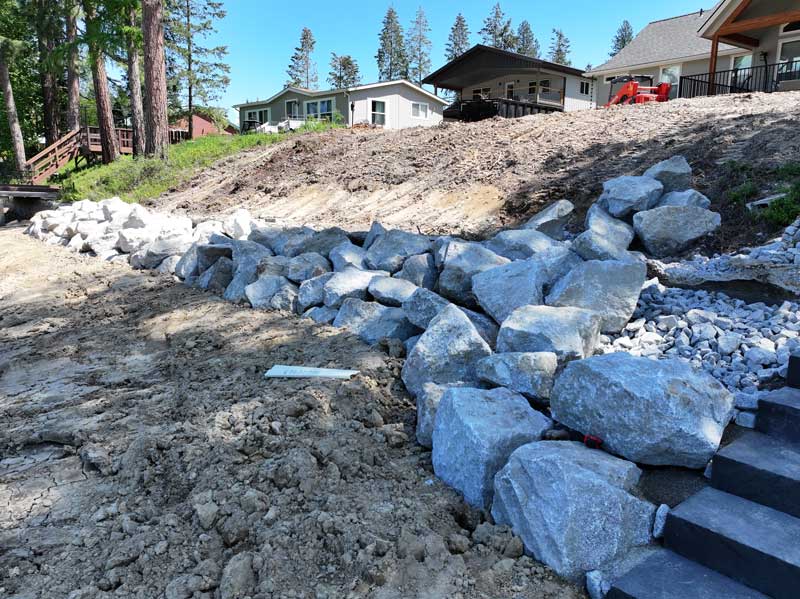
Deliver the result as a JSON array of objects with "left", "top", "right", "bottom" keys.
[
  {"left": 0, "top": 227, "right": 583, "bottom": 599},
  {"left": 152, "top": 92, "right": 800, "bottom": 247}
]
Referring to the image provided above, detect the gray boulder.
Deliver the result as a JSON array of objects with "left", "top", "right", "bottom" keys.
[
  {"left": 131, "top": 234, "right": 194, "bottom": 270},
  {"left": 484, "top": 229, "right": 565, "bottom": 261},
  {"left": 245, "top": 274, "right": 297, "bottom": 310},
  {"left": 550, "top": 353, "right": 734, "bottom": 467},
  {"left": 460, "top": 307, "right": 499, "bottom": 349},
  {"left": 401, "top": 305, "right": 492, "bottom": 397},
  {"left": 156, "top": 255, "right": 182, "bottom": 274},
  {"left": 303, "top": 306, "right": 338, "bottom": 324},
  {"left": 282, "top": 227, "right": 350, "bottom": 258},
  {"left": 522, "top": 199, "right": 574, "bottom": 239},
  {"left": 438, "top": 241, "right": 510, "bottom": 307},
  {"left": 322, "top": 267, "right": 387, "bottom": 308},
  {"left": 492, "top": 442, "right": 654, "bottom": 580},
  {"left": 656, "top": 189, "right": 712, "bottom": 209},
  {"left": 432, "top": 387, "right": 552, "bottom": 509},
  {"left": 224, "top": 240, "right": 275, "bottom": 303},
  {"left": 174, "top": 243, "right": 200, "bottom": 279},
  {"left": 249, "top": 226, "right": 313, "bottom": 255},
  {"left": 196, "top": 243, "right": 233, "bottom": 273},
  {"left": 633, "top": 206, "right": 721, "bottom": 257},
  {"left": 364, "top": 229, "right": 432, "bottom": 273},
  {"left": 571, "top": 230, "right": 630, "bottom": 262},
  {"left": 415, "top": 382, "right": 464, "bottom": 449},
  {"left": 286, "top": 252, "right": 331, "bottom": 283},
  {"left": 643, "top": 155, "right": 692, "bottom": 193},
  {"left": 219, "top": 552, "right": 257, "bottom": 599},
  {"left": 363, "top": 221, "right": 387, "bottom": 250},
  {"left": 394, "top": 253, "right": 437, "bottom": 290},
  {"left": 546, "top": 259, "right": 646, "bottom": 333},
  {"left": 333, "top": 298, "right": 419, "bottom": 345},
  {"left": 497, "top": 305, "right": 601, "bottom": 361},
  {"left": 401, "top": 288, "right": 497, "bottom": 347},
  {"left": 117, "top": 227, "right": 158, "bottom": 253},
  {"left": 476, "top": 352, "right": 558, "bottom": 400},
  {"left": 256, "top": 255, "right": 290, "bottom": 277},
  {"left": 368, "top": 277, "right": 418, "bottom": 307},
  {"left": 297, "top": 272, "right": 335, "bottom": 311},
  {"left": 329, "top": 241, "right": 366, "bottom": 271},
  {"left": 598, "top": 176, "right": 664, "bottom": 218},
  {"left": 196, "top": 256, "right": 234, "bottom": 293},
  {"left": 271, "top": 282, "right": 299, "bottom": 312}
]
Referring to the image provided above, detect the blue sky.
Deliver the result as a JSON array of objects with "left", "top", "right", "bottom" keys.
[{"left": 213, "top": 1, "right": 710, "bottom": 120}]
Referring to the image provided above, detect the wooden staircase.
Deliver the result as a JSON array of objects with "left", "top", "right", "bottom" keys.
[{"left": 25, "top": 128, "right": 82, "bottom": 184}]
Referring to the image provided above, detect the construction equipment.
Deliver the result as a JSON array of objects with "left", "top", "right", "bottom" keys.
[{"left": 604, "top": 75, "right": 672, "bottom": 108}]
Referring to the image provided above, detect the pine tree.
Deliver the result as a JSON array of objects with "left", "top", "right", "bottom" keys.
[
  {"left": 142, "top": 0, "right": 170, "bottom": 159},
  {"left": 479, "top": 3, "right": 516, "bottom": 51},
  {"left": 286, "top": 27, "right": 317, "bottom": 89},
  {"left": 64, "top": 0, "right": 81, "bottom": 131},
  {"left": 376, "top": 7, "right": 408, "bottom": 81},
  {"left": 548, "top": 28, "right": 571, "bottom": 65},
  {"left": 406, "top": 6, "right": 431, "bottom": 85},
  {"left": 445, "top": 13, "right": 470, "bottom": 61},
  {"left": 29, "top": 0, "right": 62, "bottom": 146},
  {"left": 327, "top": 53, "right": 360, "bottom": 88},
  {"left": 516, "top": 20, "right": 539, "bottom": 57},
  {"left": 0, "top": 0, "right": 28, "bottom": 174},
  {"left": 123, "top": 2, "right": 146, "bottom": 155},
  {"left": 610, "top": 20, "right": 634, "bottom": 57}
]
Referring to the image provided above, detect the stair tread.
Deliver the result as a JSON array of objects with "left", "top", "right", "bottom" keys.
[
  {"left": 609, "top": 548, "right": 768, "bottom": 599},
  {"left": 760, "top": 387, "right": 800, "bottom": 410},
  {"left": 717, "top": 430, "right": 800, "bottom": 479},
  {"left": 670, "top": 487, "right": 800, "bottom": 566}
]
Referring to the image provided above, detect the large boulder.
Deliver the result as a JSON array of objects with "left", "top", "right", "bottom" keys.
[
  {"left": 483, "top": 229, "right": 565, "bottom": 261},
  {"left": 577, "top": 204, "right": 636, "bottom": 260},
  {"left": 175, "top": 243, "right": 200, "bottom": 279},
  {"left": 656, "top": 189, "right": 711, "bottom": 209},
  {"left": 546, "top": 259, "right": 646, "bottom": 333},
  {"left": 297, "top": 272, "right": 335, "bottom": 311},
  {"left": 432, "top": 387, "right": 552, "bottom": 509},
  {"left": 364, "top": 229, "right": 432, "bottom": 273},
  {"left": 256, "top": 255, "right": 290, "bottom": 277},
  {"left": 368, "top": 277, "right": 418, "bottom": 307},
  {"left": 550, "top": 353, "right": 735, "bottom": 467},
  {"left": 196, "top": 256, "right": 234, "bottom": 293},
  {"left": 283, "top": 227, "right": 350, "bottom": 258},
  {"left": 223, "top": 240, "right": 275, "bottom": 303},
  {"left": 633, "top": 206, "right": 721, "bottom": 257},
  {"left": 598, "top": 176, "right": 664, "bottom": 218},
  {"left": 476, "top": 352, "right": 558, "bottom": 400},
  {"left": 222, "top": 208, "right": 254, "bottom": 239},
  {"left": 196, "top": 243, "right": 233, "bottom": 273},
  {"left": 438, "top": 241, "right": 510, "bottom": 307},
  {"left": 394, "top": 253, "right": 437, "bottom": 290},
  {"left": 245, "top": 274, "right": 298, "bottom": 310},
  {"left": 333, "top": 298, "right": 419, "bottom": 344},
  {"left": 401, "top": 305, "right": 492, "bottom": 397},
  {"left": 249, "top": 226, "right": 313, "bottom": 254},
  {"left": 130, "top": 234, "right": 193, "bottom": 270},
  {"left": 571, "top": 230, "right": 630, "bottom": 262},
  {"left": 643, "top": 155, "right": 692, "bottom": 193},
  {"left": 286, "top": 252, "right": 331, "bottom": 283},
  {"left": 492, "top": 442, "right": 654, "bottom": 580},
  {"left": 303, "top": 306, "right": 338, "bottom": 324},
  {"left": 401, "top": 288, "right": 497, "bottom": 347},
  {"left": 415, "top": 383, "right": 465, "bottom": 449},
  {"left": 116, "top": 227, "right": 158, "bottom": 254},
  {"left": 497, "top": 305, "right": 601, "bottom": 361},
  {"left": 522, "top": 199, "right": 574, "bottom": 239},
  {"left": 363, "top": 221, "right": 387, "bottom": 250},
  {"left": 322, "top": 268, "right": 387, "bottom": 308},
  {"left": 329, "top": 241, "right": 366, "bottom": 271}
]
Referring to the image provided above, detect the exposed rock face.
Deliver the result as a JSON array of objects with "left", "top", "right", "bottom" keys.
[
  {"left": 196, "top": 243, "right": 233, "bottom": 272},
  {"left": 282, "top": 227, "right": 350, "bottom": 258},
  {"left": 657, "top": 189, "right": 711, "bottom": 209},
  {"left": 364, "top": 229, "right": 432, "bottom": 273},
  {"left": 571, "top": 230, "right": 629, "bottom": 261},
  {"left": 438, "top": 241, "right": 510, "bottom": 307},
  {"left": 522, "top": 199, "right": 575, "bottom": 240},
  {"left": 297, "top": 273, "right": 335, "bottom": 311},
  {"left": 401, "top": 288, "right": 498, "bottom": 348},
  {"left": 175, "top": 244, "right": 200, "bottom": 279},
  {"left": 363, "top": 221, "right": 387, "bottom": 250},
  {"left": 303, "top": 305, "right": 338, "bottom": 324},
  {"left": 394, "top": 253, "right": 437, "bottom": 290},
  {"left": 483, "top": 229, "right": 565, "bottom": 261},
  {"left": 196, "top": 256, "right": 234, "bottom": 292},
  {"left": 492, "top": 442, "right": 654, "bottom": 581},
  {"left": 333, "top": 298, "right": 419, "bottom": 344},
  {"left": 401, "top": 305, "right": 492, "bottom": 397},
  {"left": 432, "top": 387, "right": 552, "bottom": 509},
  {"left": 546, "top": 259, "right": 646, "bottom": 333},
  {"left": 643, "top": 155, "right": 692, "bottom": 193},
  {"left": 329, "top": 241, "right": 366, "bottom": 271},
  {"left": 497, "top": 305, "right": 601, "bottom": 361},
  {"left": 598, "top": 176, "right": 664, "bottom": 218},
  {"left": 245, "top": 275, "right": 298, "bottom": 310},
  {"left": 368, "top": 277, "right": 418, "bottom": 307},
  {"left": 415, "top": 382, "right": 463, "bottom": 449},
  {"left": 633, "top": 206, "right": 721, "bottom": 257},
  {"left": 286, "top": 252, "right": 331, "bottom": 283},
  {"left": 476, "top": 352, "right": 558, "bottom": 400},
  {"left": 322, "top": 268, "right": 387, "bottom": 308},
  {"left": 550, "top": 353, "right": 734, "bottom": 467}
]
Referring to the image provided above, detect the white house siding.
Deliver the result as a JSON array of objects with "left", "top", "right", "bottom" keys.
[
  {"left": 348, "top": 83, "right": 444, "bottom": 129},
  {"left": 456, "top": 72, "right": 594, "bottom": 112},
  {"left": 563, "top": 76, "right": 596, "bottom": 111}
]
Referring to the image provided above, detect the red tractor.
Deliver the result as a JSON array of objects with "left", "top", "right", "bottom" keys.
[{"left": 604, "top": 75, "right": 672, "bottom": 108}]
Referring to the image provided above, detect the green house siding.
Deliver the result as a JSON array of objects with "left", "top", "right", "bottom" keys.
[{"left": 239, "top": 90, "right": 350, "bottom": 129}]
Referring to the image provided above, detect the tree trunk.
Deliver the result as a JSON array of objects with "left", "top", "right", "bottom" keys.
[
  {"left": 84, "top": 0, "right": 120, "bottom": 164},
  {"left": 186, "top": 0, "right": 193, "bottom": 139},
  {"left": 0, "top": 52, "right": 27, "bottom": 175},
  {"left": 142, "top": 0, "right": 169, "bottom": 159},
  {"left": 127, "top": 7, "right": 146, "bottom": 156},
  {"left": 65, "top": 0, "right": 81, "bottom": 131},
  {"left": 36, "top": 4, "right": 60, "bottom": 146}
]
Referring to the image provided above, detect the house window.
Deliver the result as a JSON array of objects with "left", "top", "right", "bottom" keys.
[
  {"left": 539, "top": 79, "right": 551, "bottom": 91},
  {"left": 528, "top": 81, "right": 537, "bottom": 95},
  {"left": 411, "top": 102, "right": 428, "bottom": 118},
  {"left": 579, "top": 81, "right": 591, "bottom": 95},
  {"left": 371, "top": 100, "right": 386, "bottom": 126},
  {"left": 319, "top": 99, "right": 333, "bottom": 121},
  {"left": 732, "top": 54, "right": 753, "bottom": 70},
  {"left": 505, "top": 82, "right": 515, "bottom": 99},
  {"left": 305, "top": 101, "right": 319, "bottom": 119},
  {"left": 257, "top": 109, "right": 269, "bottom": 124},
  {"left": 472, "top": 87, "right": 490, "bottom": 100},
  {"left": 245, "top": 110, "right": 257, "bottom": 122},
  {"left": 778, "top": 39, "right": 800, "bottom": 81},
  {"left": 286, "top": 100, "right": 299, "bottom": 118},
  {"left": 782, "top": 21, "right": 800, "bottom": 34}
]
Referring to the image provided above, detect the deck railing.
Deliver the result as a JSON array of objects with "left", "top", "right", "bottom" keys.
[
  {"left": 472, "top": 87, "right": 565, "bottom": 107},
  {"left": 679, "top": 59, "right": 800, "bottom": 99}
]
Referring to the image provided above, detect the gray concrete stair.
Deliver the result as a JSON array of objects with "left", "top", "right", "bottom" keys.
[
  {"left": 606, "top": 548, "right": 767, "bottom": 599},
  {"left": 712, "top": 430, "right": 800, "bottom": 518},
  {"left": 664, "top": 486, "right": 800, "bottom": 599},
  {"left": 757, "top": 387, "right": 800, "bottom": 444}
]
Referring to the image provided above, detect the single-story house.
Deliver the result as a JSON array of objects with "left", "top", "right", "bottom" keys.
[
  {"left": 233, "top": 80, "right": 447, "bottom": 131},
  {"left": 170, "top": 113, "right": 232, "bottom": 139},
  {"left": 421, "top": 44, "right": 595, "bottom": 120},
  {"left": 586, "top": 2, "right": 800, "bottom": 103}
]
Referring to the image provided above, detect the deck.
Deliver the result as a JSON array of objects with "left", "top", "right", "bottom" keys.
[{"left": 444, "top": 95, "right": 564, "bottom": 122}]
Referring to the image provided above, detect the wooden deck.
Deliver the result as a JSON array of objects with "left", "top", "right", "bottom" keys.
[{"left": 444, "top": 97, "right": 564, "bottom": 122}]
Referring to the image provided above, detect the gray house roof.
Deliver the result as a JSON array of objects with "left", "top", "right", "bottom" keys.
[{"left": 587, "top": 10, "right": 738, "bottom": 76}]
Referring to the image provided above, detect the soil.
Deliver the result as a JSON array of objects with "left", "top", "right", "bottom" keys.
[
  {"left": 151, "top": 91, "right": 800, "bottom": 250},
  {"left": 0, "top": 225, "right": 584, "bottom": 599}
]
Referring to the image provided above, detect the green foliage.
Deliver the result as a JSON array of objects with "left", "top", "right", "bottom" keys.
[
  {"left": 286, "top": 26, "right": 317, "bottom": 89},
  {"left": 548, "top": 29, "right": 571, "bottom": 66},
  {"left": 516, "top": 20, "right": 539, "bottom": 58},
  {"left": 776, "top": 161, "right": 800, "bottom": 180},
  {"left": 761, "top": 183, "right": 800, "bottom": 227},
  {"left": 376, "top": 7, "right": 408, "bottom": 81},
  {"left": 728, "top": 180, "right": 760, "bottom": 204},
  {"left": 610, "top": 20, "right": 634, "bottom": 57},
  {"left": 445, "top": 13, "right": 470, "bottom": 61},
  {"left": 479, "top": 3, "right": 516, "bottom": 51},
  {"left": 406, "top": 6, "right": 431, "bottom": 85},
  {"left": 327, "top": 53, "right": 360, "bottom": 88}
]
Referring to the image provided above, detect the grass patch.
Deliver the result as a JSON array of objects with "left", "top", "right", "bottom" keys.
[
  {"left": 727, "top": 180, "right": 760, "bottom": 205},
  {"left": 761, "top": 182, "right": 800, "bottom": 227},
  {"left": 57, "top": 121, "right": 340, "bottom": 203}
]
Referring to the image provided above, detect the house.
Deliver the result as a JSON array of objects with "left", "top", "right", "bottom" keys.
[
  {"left": 586, "top": 3, "right": 800, "bottom": 103},
  {"left": 170, "top": 113, "right": 231, "bottom": 139},
  {"left": 421, "top": 44, "right": 595, "bottom": 120},
  {"left": 233, "top": 80, "right": 447, "bottom": 131}
]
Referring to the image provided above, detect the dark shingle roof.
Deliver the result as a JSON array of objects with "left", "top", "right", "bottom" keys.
[{"left": 588, "top": 10, "right": 737, "bottom": 74}]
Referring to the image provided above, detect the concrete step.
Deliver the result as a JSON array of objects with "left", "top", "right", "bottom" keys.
[
  {"left": 607, "top": 548, "right": 768, "bottom": 598},
  {"left": 757, "top": 387, "right": 800, "bottom": 444},
  {"left": 665, "top": 487, "right": 800, "bottom": 599},
  {"left": 712, "top": 430, "right": 800, "bottom": 518}
]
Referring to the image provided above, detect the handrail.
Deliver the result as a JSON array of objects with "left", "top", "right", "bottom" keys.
[
  {"left": 679, "top": 59, "right": 800, "bottom": 98},
  {"left": 25, "top": 128, "right": 80, "bottom": 166}
]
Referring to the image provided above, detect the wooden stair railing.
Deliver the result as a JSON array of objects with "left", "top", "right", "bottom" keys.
[{"left": 24, "top": 128, "right": 82, "bottom": 184}]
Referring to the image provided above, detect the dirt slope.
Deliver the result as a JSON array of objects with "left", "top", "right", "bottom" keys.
[
  {"left": 0, "top": 226, "right": 582, "bottom": 599},
  {"left": 152, "top": 92, "right": 800, "bottom": 246}
]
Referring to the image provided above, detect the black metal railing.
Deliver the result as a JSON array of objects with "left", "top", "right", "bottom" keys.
[{"left": 679, "top": 59, "right": 800, "bottom": 99}]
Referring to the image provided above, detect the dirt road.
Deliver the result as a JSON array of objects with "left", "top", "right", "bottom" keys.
[{"left": 0, "top": 226, "right": 582, "bottom": 599}]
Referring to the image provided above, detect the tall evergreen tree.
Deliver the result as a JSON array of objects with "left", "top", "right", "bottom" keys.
[
  {"left": 123, "top": 2, "right": 145, "bottom": 155},
  {"left": 29, "top": 0, "right": 62, "bottom": 146},
  {"left": 166, "top": 0, "right": 230, "bottom": 138},
  {"left": 64, "top": 0, "right": 81, "bottom": 131},
  {"left": 548, "top": 28, "right": 571, "bottom": 65},
  {"left": 327, "top": 53, "right": 360, "bottom": 88},
  {"left": 286, "top": 27, "right": 317, "bottom": 89},
  {"left": 610, "top": 20, "right": 634, "bottom": 57},
  {"left": 142, "top": 0, "right": 170, "bottom": 158},
  {"left": 516, "top": 20, "right": 539, "bottom": 57},
  {"left": 479, "top": 3, "right": 516, "bottom": 51},
  {"left": 406, "top": 6, "right": 431, "bottom": 85},
  {"left": 375, "top": 7, "right": 408, "bottom": 81},
  {"left": 0, "top": 0, "right": 28, "bottom": 174},
  {"left": 445, "top": 13, "right": 470, "bottom": 61}
]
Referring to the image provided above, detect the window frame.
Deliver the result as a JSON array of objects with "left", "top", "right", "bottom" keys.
[
  {"left": 777, "top": 37, "right": 800, "bottom": 82},
  {"left": 579, "top": 81, "right": 591, "bottom": 96},
  {"left": 780, "top": 21, "right": 800, "bottom": 35},
  {"left": 257, "top": 108, "right": 270, "bottom": 124},
  {"left": 411, "top": 102, "right": 428, "bottom": 119},
  {"left": 285, "top": 99, "right": 300, "bottom": 119},
  {"left": 370, "top": 99, "right": 386, "bottom": 126},
  {"left": 505, "top": 81, "right": 515, "bottom": 99},
  {"left": 471, "top": 87, "right": 491, "bottom": 100},
  {"left": 245, "top": 110, "right": 258, "bottom": 122}
]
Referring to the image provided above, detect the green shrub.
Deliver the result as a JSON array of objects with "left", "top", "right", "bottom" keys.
[
  {"left": 761, "top": 182, "right": 800, "bottom": 227},
  {"left": 727, "top": 180, "right": 760, "bottom": 205}
]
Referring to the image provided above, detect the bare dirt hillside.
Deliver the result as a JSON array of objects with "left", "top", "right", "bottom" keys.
[
  {"left": 0, "top": 226, "right": 583, "bottom": 599},
  {"left": 152, "top": 92, "right": 800, "bottom": 248}
]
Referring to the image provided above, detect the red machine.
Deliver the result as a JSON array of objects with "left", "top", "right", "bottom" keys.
[{"left": 604, "top": 75, "right": 672, "bottom": 108}]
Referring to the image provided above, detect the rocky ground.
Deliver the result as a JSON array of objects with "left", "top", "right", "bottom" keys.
[
  {"left": 0, "top": 226, "right": 584, "bottom": 599},
  {"left": 151, "top": 92, "right": 800, "bottom": 249}
]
